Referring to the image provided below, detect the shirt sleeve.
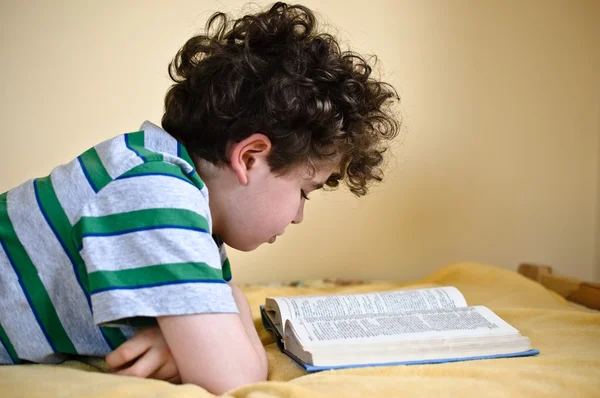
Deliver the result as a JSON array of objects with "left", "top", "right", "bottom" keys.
[{"left": 72, "top": 166, "right": 238, "bottom": 327}]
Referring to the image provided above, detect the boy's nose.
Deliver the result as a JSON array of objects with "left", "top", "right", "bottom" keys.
[{"left": 291, "top": 201, "right": 305, "bottom": 224}]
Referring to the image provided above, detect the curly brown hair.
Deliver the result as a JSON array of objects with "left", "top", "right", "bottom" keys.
[{"left": 162, "top": 2, "right": 400, "bottom": 196}]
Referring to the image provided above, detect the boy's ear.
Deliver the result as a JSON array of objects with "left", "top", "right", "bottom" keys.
[{"left": 228, "top": 133, "right": 272, "bottom": 186}]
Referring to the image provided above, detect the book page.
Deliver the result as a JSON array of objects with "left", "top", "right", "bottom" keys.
[
  {"left": 274, "top": 287, "right": 466, "bottom": 324},
  {"left": 287, "top": 306, "right": 518, "bottom": 347}
]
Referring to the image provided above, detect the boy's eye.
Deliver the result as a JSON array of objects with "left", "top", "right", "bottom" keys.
[{"left": 301, "top": 190, "right": 310, "bottom": 200}]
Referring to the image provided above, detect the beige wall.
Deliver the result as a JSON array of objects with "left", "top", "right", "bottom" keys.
[
  {"left": 597, "top": 101, "right": 600, "bottom": 282},
  {"left": 1, "top": 0, "right": 598, "bottom": 283}
]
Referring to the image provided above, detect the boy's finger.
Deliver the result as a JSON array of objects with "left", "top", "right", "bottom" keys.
[
  {"left": 149, "top": 361, "right": 178, "bottom": 382},
  {"left": 167, "top": 375, "right": 182, "bottom": 385},
  {"left": 115, "top": 347, "right": 163, "bottom": 379},
  {"left": 105, "top": 329, "right": 156, "bottom": 369}
]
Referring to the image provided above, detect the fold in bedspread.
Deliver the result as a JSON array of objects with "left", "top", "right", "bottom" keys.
[{"left": 1, "top": 262, "right": 599, "bottom": 397}]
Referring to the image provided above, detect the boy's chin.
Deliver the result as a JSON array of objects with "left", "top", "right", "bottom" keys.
[{"left": 225, "top": 239, "right": 264, "bottom": 252}]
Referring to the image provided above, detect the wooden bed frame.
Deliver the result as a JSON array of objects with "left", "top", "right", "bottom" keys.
[{"left": 518, "top": 263, "right": 600, "bottom": 310}]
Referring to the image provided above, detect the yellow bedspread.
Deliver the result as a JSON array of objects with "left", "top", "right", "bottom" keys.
[{"left": 1, "top": 262, "right": 599, "bottom": 397}]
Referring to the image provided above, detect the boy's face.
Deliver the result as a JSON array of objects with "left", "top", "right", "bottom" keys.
[
  {"left": 228, "top": 163, "right": 333, "bottom": 251},
  {"left": 208, "top": 134, "right": 335, "bottom": 252}
]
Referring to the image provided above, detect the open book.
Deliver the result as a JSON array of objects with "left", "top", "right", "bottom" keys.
[{"left": 260, "top": 286, "right": 539, "bottom": 371}]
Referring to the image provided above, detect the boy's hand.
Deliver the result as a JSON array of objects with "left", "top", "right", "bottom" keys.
[{"left": 105, "top": 327, "right": 180, "bottom": 384}]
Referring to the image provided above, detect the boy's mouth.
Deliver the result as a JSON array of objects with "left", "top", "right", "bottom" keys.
[{"left": 268, "top": 236, "right": 277, "bottom": 244}]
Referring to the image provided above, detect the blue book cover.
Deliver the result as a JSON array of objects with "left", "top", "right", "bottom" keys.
[
  {"left": 297, "top": 349, "right": 540, "bottom": 372},
  {"left": 260, "top": 306, "right": 539, "bottom": 372}
]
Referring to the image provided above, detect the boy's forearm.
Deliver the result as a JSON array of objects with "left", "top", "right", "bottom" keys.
[
  {"left": 157, "top": 312, "right": 267, "bottom": 394},
  {"left": 229, "top": 283, "right": 268, "bottom": 375}
]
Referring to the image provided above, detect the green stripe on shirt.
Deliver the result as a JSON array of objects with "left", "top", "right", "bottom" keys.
[
  {"left": 34, "top": 177, "right": 91, "bottom": 294},
  {"left": 88, "top": 262, "right": 225, "bottom": 294},
  {"left": 73, "top": 208, "right": 209, "bottom": 241},
  {"left": 100, "top": 327, "right": 127, "bottom": 348},
  {"left": 177, "top": 143, "right": 205, "bottom": 189},
  {"left": 33, "top": 178, "right": 128, "bottom": 348},
  {"left": 178, "top": 143, "right": 195, "bottom": 168},
  {"left": 118, "top": 161, "right": 198, "bottom": 187},
  {"left": 120, "top": 138, "right": 205, "bottom": 191},
  {"left": 186, "top": 171, "right": 205, "bottom": 190},
  {"left": 79, "top": 147, "right": 112, "bottom": 192},
  {"left": 0, "top": 193, "right": 77, "bottom": 354},
  {"left": 126, "top": 131, "right": 163, "bottom": 162},
  {"left": 222, "top": 257, "right": 232, "bottom": 282},
  {"left": 0, "top": 321, "right": 19, "bottom": 364}
]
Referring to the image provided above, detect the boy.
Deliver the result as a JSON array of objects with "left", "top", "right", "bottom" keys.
[{"left": 0, "top": 2, "right": 399, "bottom": 394}]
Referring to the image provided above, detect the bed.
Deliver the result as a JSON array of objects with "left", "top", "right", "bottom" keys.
[{"left": 1, "top": 262, "right": 599, "bottom": 397}]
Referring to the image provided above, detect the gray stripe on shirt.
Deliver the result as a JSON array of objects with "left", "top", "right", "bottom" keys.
[
  {"left": 91, "top": 282, "right": 238, "bottom": 326},
  {"left": 82, "top": 228, "right": 222, "bottom": 273},
  {"left": 141, "top": 122, "right": 178, "bottom": 156},
  {"left": 7, "top": 182, "right": 111, "bottom": 356},
  {"left": 79, "top": 175, "right": 211, "bottom": 221},
  {"left": 95, "top": 134, "right": 144, "bottom": 180},
  {"left": 139, "top": 121, "right": 197, "bottom": 176},
  {"left": 0, "top": 240, "right": 54, "bottom": 362},
  {"left": 0, "top": 339, "right": 11, "bottom": 364},
  {"left": 50, "top": 158, "right": 97, "bottom": 226}
]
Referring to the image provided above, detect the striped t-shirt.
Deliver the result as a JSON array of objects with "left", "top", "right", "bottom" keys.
[{"left": 0, "top": 121, "right": 238, "bottom": 365}]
